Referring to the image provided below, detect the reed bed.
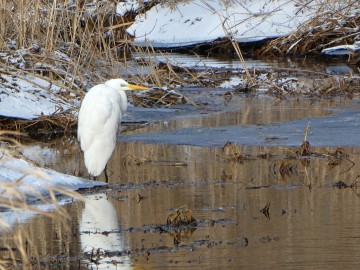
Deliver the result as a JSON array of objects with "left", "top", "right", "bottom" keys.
[{"left": 0, "top": 0, "right": 205, "bottom": 133}]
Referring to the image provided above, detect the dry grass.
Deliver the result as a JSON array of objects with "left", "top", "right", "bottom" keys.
[
  {"left": 0, "top": 0, "right": 140, "bottom": 86},
  {"left": 0, "top": 0, "right": 205, "bottom": 90},
  {"left": 0, "top": 0, "right": 136, "bottom": 134},
  {"left": 0, "top": 112, "right": 77, "bottom": 134},
  {"left": 0, "top": 0, "right": 207, "bottom": 133},
  {"left": 2, "top": 0, "right": 360, "bottom": 134},
  {"left": 259, "top": 0, "right": 360, "bottom": 56}
]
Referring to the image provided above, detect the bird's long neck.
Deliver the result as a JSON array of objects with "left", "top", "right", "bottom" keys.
[{"left": 119, "top": 90, "right": 128, "bottom": 114}]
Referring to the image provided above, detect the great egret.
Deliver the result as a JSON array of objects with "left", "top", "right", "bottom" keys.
[{"left": 77, "top": 78, "right": 149, "bottom": 179}]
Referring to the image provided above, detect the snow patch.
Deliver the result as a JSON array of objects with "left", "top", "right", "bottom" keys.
[
  {"left": 0, "top": 74, "right": 71, "bottom": 119},
  {"left": 0, "top": 154, "right": 105, "bottom": 230},
  {"left": 0, "top": 157, "right": 104, "bottom": 197},
  {"left": 322, "top": 41, "right": 360, "bottom": 56},
  {"left": 220, "top": 76, "right": 244, "bottom": 88},
  {"left": 126, "top": 0, "right": 315, "bottom": 48},
  {"left": 116, "top": 0, "right": 151, "bottom": 16}
]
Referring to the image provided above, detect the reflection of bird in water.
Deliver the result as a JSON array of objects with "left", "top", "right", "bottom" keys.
[
  {"left": 80, "top": 194, "right": 131, "bottom": 269},
  {"left": 77, "top": 79, "right": 149, "bottom": 180}
]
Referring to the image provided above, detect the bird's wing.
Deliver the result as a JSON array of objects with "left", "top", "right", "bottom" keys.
[{"left": 77, "top": 86, "right": 121, "bottom": 152}]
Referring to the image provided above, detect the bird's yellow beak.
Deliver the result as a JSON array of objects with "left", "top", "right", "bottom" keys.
[{"left": 127, "top": 83, "right": 150, "bottom": 91}]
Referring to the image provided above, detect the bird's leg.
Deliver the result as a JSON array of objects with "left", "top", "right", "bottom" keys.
[{"left": 104, "top": 164, "right": 109, "bottom": 183}]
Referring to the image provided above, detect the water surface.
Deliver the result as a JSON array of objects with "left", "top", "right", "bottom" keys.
[{"left": 3, "top": 95, "right": 360, "bottom": 269}]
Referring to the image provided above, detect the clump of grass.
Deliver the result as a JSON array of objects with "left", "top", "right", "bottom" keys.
[
  {"left": 218, "top": 141, "right": 252, "bottom": 163},
  {"left": 0, "top": 111, "right": 77, "bottom": 134},
  {"left": 131, "top": 88, "right": 190, "bottom": 107},
  {"left": 167, "top": 205, "right": 197, "bottom": 227}
]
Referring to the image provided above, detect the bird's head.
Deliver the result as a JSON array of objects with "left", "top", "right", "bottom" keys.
[
  {"left": 104, "top": 78, "right": 150, "bottom": 91},
  {"left": 104, "top": 78, "right": 150, "bottom": 114}
]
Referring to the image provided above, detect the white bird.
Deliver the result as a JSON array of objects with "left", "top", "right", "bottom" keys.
[{"left": 77, "top": 78, "right": 149, "bottom": 179}]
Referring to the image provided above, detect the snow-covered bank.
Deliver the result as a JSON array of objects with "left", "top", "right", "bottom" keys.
[
  {"left": 0, "top": 157, "right": 103, "bottom": 195},
  {"left": 0, "top": 154, "right": 106, "bottom": 230},
  {"left": 0, "top": 73, "right": 74, "bottom": 120},
  {"left": 126, "top": 0, "right": 315, "bottom": 48},
  {"left": 0, "top": 48, "right": 79, "bottom": 120},
  {"left": 322, "top": 41, "right": 360, "bottom": 56}
]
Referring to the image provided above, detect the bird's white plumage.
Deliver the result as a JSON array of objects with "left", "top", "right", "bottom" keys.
[
  {"left": 78, "top": 79, "right": 149, "bottom": 177},
  {"left": 104, "top": 79, "right": 129, "bottom": 114},
  {"left": 78, "top": 78, "right": 150, "bottom": 177},
  {"left": 78, "top": 83, "right": 123, "bottom": 176}
]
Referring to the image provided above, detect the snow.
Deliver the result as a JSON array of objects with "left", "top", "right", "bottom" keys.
[
  {"left": 0, "top": 73, "right": 73, "bottom": 120},
  {"left": 126, "top": 0, "right": 315, "bottom": 48},
  {"left": 116, "top": 0, "right": 151, "bottom": 16},
  {"left": 0, "top": 46, "right": 80, "bottom": 120},
  {"left": 220, "top": 76, "right": 244, "bottom": 88},
  {"left": 0, "top": 157, "right": 103, "bottom": 195},
  {"left": 0, "top": 154, "right": 106, "bottom": 230},
  {"left": 322, "top": 41, "right": 360, "bottom": 56}
]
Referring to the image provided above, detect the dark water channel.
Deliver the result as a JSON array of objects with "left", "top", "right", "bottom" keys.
[{"left": 6, "top": 93, "right": 360, "bottom": 269}]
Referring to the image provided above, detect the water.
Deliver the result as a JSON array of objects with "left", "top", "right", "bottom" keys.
[
  {"left": 122, "top": 95, "right": 360, "bottom": 148},
  {"left": 9, "top": 140, "right": 360, "bottom": 269},
  {"left": 2, "top": 94, "right": 359, "bottom": 269},
  {"left": 132, "top": 52, "right": 360, "bottom": 74},
  {"left": 1, "top": 53, "right": 360, "bottom": 269}
]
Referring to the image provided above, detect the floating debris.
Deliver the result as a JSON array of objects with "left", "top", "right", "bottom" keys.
[
  {"left": 260, "top": 202, "right": 271, "bottom": 220},
  {"left": 332, "top": 180, "right": 349, "bottom": 189},
  {"left": 219, "top": 141, "right": 252, "bottom": 163},
  {"left": 167, "top": 206, "right": 197, "bottom": 227},
  {"left": 131, "top": 88, "right": 194, "bottom": 108}
]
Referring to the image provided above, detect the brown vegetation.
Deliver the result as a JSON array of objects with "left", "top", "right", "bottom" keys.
[{"left": 259, "top": 0, "right": 360, "bottom": 56}]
